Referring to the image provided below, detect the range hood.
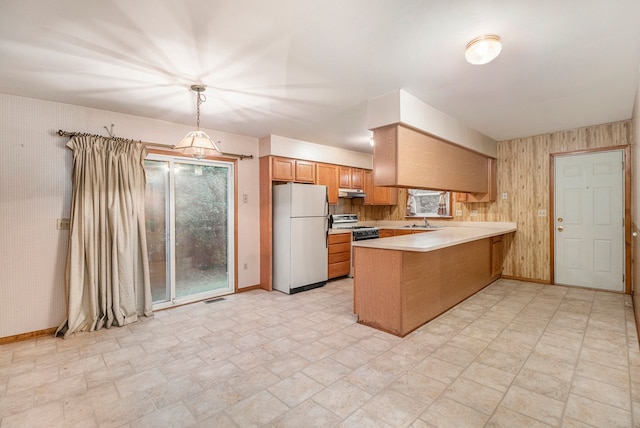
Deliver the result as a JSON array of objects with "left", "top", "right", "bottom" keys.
[{"left": 338, "top": 188, "right": 366, "bottom": 198}]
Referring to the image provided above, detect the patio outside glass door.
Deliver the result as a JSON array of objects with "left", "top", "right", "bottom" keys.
[{"left": 144, "top": 155, "right": 234, "bottom": 308}]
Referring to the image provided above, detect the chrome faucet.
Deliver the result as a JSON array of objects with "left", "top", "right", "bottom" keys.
[{"left": 423, "top": 217, "right": 431, "bottom": 228}]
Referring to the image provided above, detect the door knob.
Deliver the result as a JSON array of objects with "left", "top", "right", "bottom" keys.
[{"left": 557, "top": 226, "right": 564, "bottom": 232}]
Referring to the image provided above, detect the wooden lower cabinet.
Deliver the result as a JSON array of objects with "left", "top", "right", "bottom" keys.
[
  {"left": 328, "top": 233, "right": 351, "bottom": 278},
  {"left": 380, "top": 229, "right": 430, "bottom": 237},
  {"left": 354, "top": 237, "right": 497, "bottom": 336},
  {"left": 379, "top": 229, "right": 394, "bottom": 238},
  {"left": 491, "top": 235, "right": 503, "bottom": 279}
]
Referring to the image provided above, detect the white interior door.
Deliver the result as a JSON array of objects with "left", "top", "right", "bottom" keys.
[{"left": 554, "top": 150, "right": 624, "bottom": 291}]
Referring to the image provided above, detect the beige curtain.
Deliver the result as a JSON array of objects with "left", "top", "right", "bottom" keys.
[{"left": 57, "top": 135, "right": 152, "bottom": 338}]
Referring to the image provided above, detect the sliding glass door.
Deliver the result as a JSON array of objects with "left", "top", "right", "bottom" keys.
[{"left": 145, "top": 154, "right": 234, "bottom": 308}]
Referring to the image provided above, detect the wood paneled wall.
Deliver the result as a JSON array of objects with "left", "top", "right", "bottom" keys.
[
  {"left": 332, "top": 120, "right": 632, "bottom": 283},
  {"left": 460, "top": 120, "right": 632, "bottom": 282}
]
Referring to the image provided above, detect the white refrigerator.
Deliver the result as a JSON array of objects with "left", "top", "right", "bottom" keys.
[{"left": 273, "top": 183, "right": 329, "bottom": 294}]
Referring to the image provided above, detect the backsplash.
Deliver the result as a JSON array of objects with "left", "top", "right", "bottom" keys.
[{"left": 329, "top": 188, "right": 499, "bottom": 222}]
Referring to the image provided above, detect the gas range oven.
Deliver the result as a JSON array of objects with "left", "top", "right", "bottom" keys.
[{"left": 329, "top": 214, "right": 379, "bottom": 241}]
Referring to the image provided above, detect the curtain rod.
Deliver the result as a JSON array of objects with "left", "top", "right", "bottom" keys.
[{"left": 56, "top": 130, "right": 254, "bottom": 160}]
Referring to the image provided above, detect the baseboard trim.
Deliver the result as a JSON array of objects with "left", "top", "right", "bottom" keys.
[
  {"left": 0, "top": 327, "right": 57, "bottom": 345},
  {"left": 500, "top": 275, "right": 551, "bottom": 285},
  {"left": 237, "top": 284, "right": 261, "bottom": 293}
]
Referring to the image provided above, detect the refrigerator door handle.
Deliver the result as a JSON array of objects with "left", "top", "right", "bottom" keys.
[
  {"left": 325, "top": 221, "right": 329, "bottom": 249},
  {"left": 325, "top": 190, "right": 329, "bottom": 249}
]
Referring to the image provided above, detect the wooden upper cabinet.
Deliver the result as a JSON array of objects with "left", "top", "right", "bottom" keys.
[
  {"left": 295, "top": 160, "right": 316, "bottom": 183},
  {"left": 316, "top": 163, "right": 339, "bottom": 205},
  {"left": 272, "top": 157, "right": 295, "bottom": 181},
  {"left": 466, "top": 158, "right": 497, "bottom": 202},
  {"left": 373, "top": 124, "right": 489, "bottom": 193},
  {"left": 454, "top": 158, "right": 497, "bottom": 202},
  {"left": 363, "top": 170, "right": 398, "bottom": 205},
  {"left": 339, "top": 166, "right": 352, "bottom": 188},
  {"left": 339, "top": 166, "right": 363, "bottom": 189},
  {"left": 271, "top": 157, "right": 315, "bottom": 183},
  {"left": 351, "top": 168, "right": 363, "bottom": 189}
]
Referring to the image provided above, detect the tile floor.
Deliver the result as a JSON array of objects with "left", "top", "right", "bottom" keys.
[{"left": 1, "top": 278, "right": 639, "bottom": 427}]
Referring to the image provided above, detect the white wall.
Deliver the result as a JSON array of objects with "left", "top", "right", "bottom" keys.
[
  {"left": 0, "top": 94, "right": 260, "bottom": 338},
  {"left": 367, "top": 89, "right": 498, "bottom": 158},
  {"left": 259, "top": 134, "right": 373, "bottom": 169}
]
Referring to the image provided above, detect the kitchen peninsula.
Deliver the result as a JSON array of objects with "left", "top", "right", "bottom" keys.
[{"left": 352, "top": 223, "right": 516, "bottom": 337}]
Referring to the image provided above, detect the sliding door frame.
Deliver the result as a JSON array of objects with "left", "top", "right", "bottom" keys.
[{"left": 147, "top": 149, "right": 238, "bottom": 308}]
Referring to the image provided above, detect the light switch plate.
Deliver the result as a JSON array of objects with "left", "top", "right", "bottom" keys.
[
  {"left": 537, "top": 209, "right": 547, "bottom": 217},
  {"left": 470, "top": 210, "right": 478, "bottom": 217},
  {"left": 455, "top": 210, "right": 463, "bottom": 217}
]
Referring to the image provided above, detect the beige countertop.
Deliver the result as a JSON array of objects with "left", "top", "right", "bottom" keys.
[
  {"left": 328, "top": 229, "right": 352, "bottom": 235},
  {"left": 351, "top": 223, "right": 516, "bottom": 252}
]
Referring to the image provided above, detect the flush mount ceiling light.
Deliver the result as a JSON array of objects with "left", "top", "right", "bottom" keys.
[
  {"left": 465, "top": 35, "right": 502, "bottom": 65},
  {"left": 173, "top": 84, "right": 222, "bottom": 159}
]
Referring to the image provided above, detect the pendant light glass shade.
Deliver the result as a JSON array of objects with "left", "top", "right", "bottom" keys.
[
  {"left": 173, "top": 85, "right": 222, "bottom": 159},
  {"left": 175, "top": 130, "right": 221, "bottom": 160},
  {"left": 465, "top": 35, "right": 502, "bottom": 65}
]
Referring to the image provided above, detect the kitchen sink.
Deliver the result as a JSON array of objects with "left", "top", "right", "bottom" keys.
[{"left": 401, "top": 224, "right": 443, "bottom": 229}]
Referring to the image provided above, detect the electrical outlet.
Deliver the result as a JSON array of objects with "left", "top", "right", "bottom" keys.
[
  {"left": 538, "top": 209, "right": 547, "bottom": 217},
  {"left": 243, "top": 194, "right": 248, "bottom": 203},
  {"left": 57, "top": 218, "right": 70, "bottom": 230},
  {"left": 470, "top": 210, "right": 478, "bottom": 217},
  {"left": 502, "top": 192, "right": 508, "bottom": 200},
  {"left": 455, "top": 210, "right": 463, "bottom": 217}
]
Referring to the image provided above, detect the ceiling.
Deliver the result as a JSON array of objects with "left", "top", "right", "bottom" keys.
[{"left": 1, "top": 1, "right": 639, "bottom": 153}]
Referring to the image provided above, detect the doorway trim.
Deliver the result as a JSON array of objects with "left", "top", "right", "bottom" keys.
[{"left": 549, "top": 145, "right": 631, "bottom": 293}]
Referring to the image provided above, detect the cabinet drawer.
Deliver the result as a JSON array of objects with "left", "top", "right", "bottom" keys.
[
  {"left": 393, "top": 229, "right": 415, "bottom": 236},
  {"left": 329, "top": 233, "right": 351, "bottom": 244},
  {"left": 329, "top": 261, "right": 350, "bottom": 278},
  {"left": 379, "top": 229, "right": 394, "bottom": 238},
  {"left": 328, "top": 242, "right": 351, "bottom": 254},
  {"left": 329, "top": 252, "right": 350, "bottom": 264}
]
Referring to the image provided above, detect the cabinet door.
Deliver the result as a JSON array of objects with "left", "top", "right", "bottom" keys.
[
  {"left": 272, "top": 157, "right": 295, "bottom": 181},
  {"left": 339, "top": 166, "right": 352, "bottom": 188},
  {"left": 363, "top": 170, "right": 398, "bottom": 205},
  {"left": 328, "top": 233, "right": 351, "bottom": 279},
  {"left": 491, "top": 235, "right": 503, "bottom": 279},
  {"left": 295, "top": 160, "right": 316, "bottom": 183},
  {"left": 316, "top": 163, "right": 339, "bottom": 204},
  {"left": 351, "top": 168, "right": 364, "bottom": 189},
  {"left": 379, "top": 229, "right": 394, "bottom": 238},
  {"left": 393, "top": 229, "right": 415, "bottom": 236},
  {"left": 466, "top": 158, "right": 497, "bottom": 202}
]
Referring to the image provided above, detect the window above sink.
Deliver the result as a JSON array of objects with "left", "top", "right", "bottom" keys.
[{"left": 406, "top": 189, "right": 452, "bottom": 218}]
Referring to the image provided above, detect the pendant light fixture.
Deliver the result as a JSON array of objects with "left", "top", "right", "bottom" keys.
[
  {"left": 173, "top": 84, "right": 222, "bottom": 159},
  {"left": 465, "top": 35, "right": 502, "bottom": 65}
]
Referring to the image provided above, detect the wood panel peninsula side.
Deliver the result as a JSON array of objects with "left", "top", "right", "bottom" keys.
[{"left": 352, "top": 224, "right": 516, "bottom": 337}]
